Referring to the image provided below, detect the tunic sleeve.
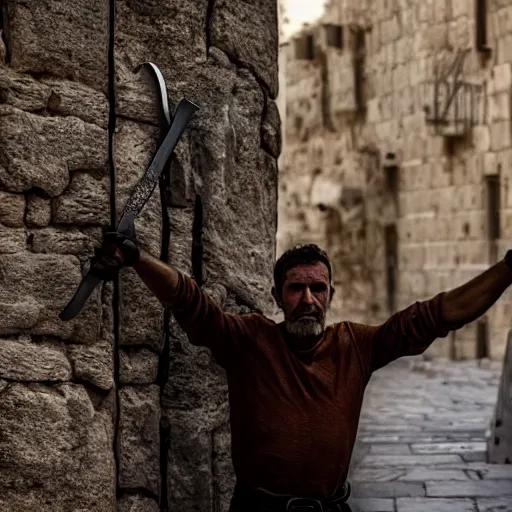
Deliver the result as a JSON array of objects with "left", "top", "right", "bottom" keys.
[
  {"left": 168, "top": 272, "right": 254, "bottom": 368},
  {"left": 347, "top": 292, "right": 453, "bottom": 376}
]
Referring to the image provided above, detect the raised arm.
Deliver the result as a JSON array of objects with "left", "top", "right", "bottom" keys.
[
  {"left": 441, "top": 259, "right": 512, "bottom": 326},
  {"left": 92, "top": 233, "right": 252, "bottom": 367},
  {"left": 349, "top": 257, "right": 512, "bottom": 376}
]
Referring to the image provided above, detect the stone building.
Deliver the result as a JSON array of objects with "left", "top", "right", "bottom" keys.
[
  {"left": 0, "top": 1, "right": 278, "bottom": 511},
  {"left": 278, "top": 0, "right": 512, "bottom": 360}
]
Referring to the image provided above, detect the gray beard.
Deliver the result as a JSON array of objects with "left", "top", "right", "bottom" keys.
[{"left": 284, "top": 317, "right": 324, "bottom": 337}]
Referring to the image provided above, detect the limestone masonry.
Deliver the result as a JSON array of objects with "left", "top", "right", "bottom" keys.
[{"left": 278, "top": 0, "right": 512, "bottom": 360}]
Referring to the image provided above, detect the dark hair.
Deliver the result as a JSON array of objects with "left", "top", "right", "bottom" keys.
[{"left": 273, "top": 244, "right": 332, "bottom": 293}]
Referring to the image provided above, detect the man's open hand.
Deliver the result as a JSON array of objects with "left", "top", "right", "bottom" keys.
[{"left": 89, "top": 232, "right": 140, "bottom": 281}]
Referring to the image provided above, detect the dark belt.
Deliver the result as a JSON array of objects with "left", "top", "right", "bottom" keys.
[{"left": 231, "top": 481, "right": 351, "bottom": 512}]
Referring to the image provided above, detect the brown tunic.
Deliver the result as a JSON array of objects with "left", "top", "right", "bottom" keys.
[{"left": 170, "top": 272, "right": 453, "bottom": 499}]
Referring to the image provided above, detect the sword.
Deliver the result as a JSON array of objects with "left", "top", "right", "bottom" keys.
[{"left": 59, "top": 93, "right": 198, "bottom": 321}]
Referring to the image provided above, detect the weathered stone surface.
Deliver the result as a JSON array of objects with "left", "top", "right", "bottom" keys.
[
  {"left": 120, "top": 348, "right": 159, "bottom": 385},
  {"left": 0, "top": 191, "right": 25, "bottom": 227},
  {"left": 115, "top": 0, "right": 209, "bottom": 99},
  {"left": 26, "top": 195, "right": 52, "bottom": 228},
  {"left": 0, "top": 337, "right": 71, "bottom": 382},
  {"left": 168, "top": 419, "right": 214, "bottom": 508},
  {"left": 52, "top": 172, "right": 109, "bottom": 226},
  {"left": 213, "top": 425, "right": 236, "bottom": 512},
  {"left": 0, "top": 253, "right": 101, "bottom": 344},
  {"left": 0, "top": 383, "right": 115, "bottom": 511},
  {"left": 42, "top": 78, "right": 109, "bottom": 128},
  {"left": 396, "top": 498, "right": 475, "bottom": 512},
  {"left": 349, "top": 498, "right": 395, "bottom": 512},
  {"left": 68, "top": 340, "right": 113, "bottom": 391},
  {"left": 115, "top": 45, "right": 277, "bottom": 313},
  {"left": 8, "top": 0, "right": 108, "bottom": 91},
  {"left": 119, "top": 269, "right": 164, "bottom": 351},
  {"left": 0, "top": 106, "right": 107, "bottom": 197},
  {"left": 426, "top": 480, "right": 512, "bottom": 497},
  {"left": 477, "top": 497, "right": 512, "bottom": 511},
  {"left": 169, "top": 207, "right": 194, "bottom": 274},
  {"left": 211, "top": 0, "right": 279, "bottom": 98},
  {"left": 262, "top": 99, "right": 282, "bottom": 158},
  {"left": 192, "top": 72, "right": 277, "bottom": 312},
  {"left": 0, "top": 225, "right": 26, "bottom": 253},
  {"left": 119, "top": 385, "right": 160, "bottom": 496},
  {"left": 30, "top": 227, "right": 102, "bottom": 256},
  {"left": 0, "top": 68, "right": 108, "bottom": 126},
  {"left": 0, "top": 68, "right": 51, "bottom": 111},
  {"left": 351, "top": 482, "right": 425, "bottom": 498},
  {"left": 118, "top": 494, "right": 160, "bottom": 512},
  {"left": 163, "top": 347, "right": 229, "bottom": 417}
]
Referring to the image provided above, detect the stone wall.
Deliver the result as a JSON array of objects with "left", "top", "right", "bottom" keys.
[
  {"left": 278, "top": 0, "right": 512, "bottom": 359},
  {"left": 0, "top": 1, "right": 278, "bottom": 511}
]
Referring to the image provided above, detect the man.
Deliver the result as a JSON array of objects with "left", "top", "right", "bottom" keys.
[{"left": 92, "top": 233, "right": 512, "bottom": 512}]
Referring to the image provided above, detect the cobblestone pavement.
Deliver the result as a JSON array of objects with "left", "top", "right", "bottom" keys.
[{"left": 346, "top": 357, "right": 512, "bottom": 512}]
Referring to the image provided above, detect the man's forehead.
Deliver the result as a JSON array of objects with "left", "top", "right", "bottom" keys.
[{"left": 284, "top": 262, "right": 330, "bottom": 282}]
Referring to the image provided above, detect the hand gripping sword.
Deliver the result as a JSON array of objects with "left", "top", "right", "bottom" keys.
[{"left": 59, "top": 65, "right": 198, "bottom": 321}]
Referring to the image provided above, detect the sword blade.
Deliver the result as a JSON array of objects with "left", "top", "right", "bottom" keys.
[
  {"left": 59, "top": 98, "right": 199, "bottom": 321},
  {"left": 119, "top": 98, "right": 198, "bottom": 223}
]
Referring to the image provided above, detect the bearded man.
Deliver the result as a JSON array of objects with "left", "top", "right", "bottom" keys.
[{"left": 92, "top": 233, "right": 512, "bottom": 512}]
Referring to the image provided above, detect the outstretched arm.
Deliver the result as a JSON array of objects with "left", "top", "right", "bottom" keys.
[
  {"left": 133, "top": 249, "right": 181, "bottom": 305},
  {"left": 441, "top": 260, "right": 512, "bottom": 326},
  {"left": 94, "top": 236, "right": 251, "bottom": 367},
  {"left": 349, "top": 257, "right": 512, "bottom": 375}
]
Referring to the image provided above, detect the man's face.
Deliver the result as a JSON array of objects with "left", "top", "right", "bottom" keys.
[{"left": 274, "top": 262, "right": 333, "bottom": 337}]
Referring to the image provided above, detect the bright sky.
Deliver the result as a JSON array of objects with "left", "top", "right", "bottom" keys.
[{"left": 281, "top": 0, "right": 327, "bottom": 40}]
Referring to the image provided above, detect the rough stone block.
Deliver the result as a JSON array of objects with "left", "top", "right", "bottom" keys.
[
  {"left": 118, "top": 495, "right": 160, "bottom": 512},
  {"left": 493, "top": 63, "right": 512, "bottom": 93},
  {"left": 68, "top": 339, "right": 113, "bottom": 391},
  {"left": 351, "top": 481, "right": 425, "bottom": 498},
  {"left": 0, "top": 383, "right": 115, "bottom": 511},
  {"left": 490, "top": 93, "right": 511, "bottom": 123},
  {"left": 0, "top": 253, "right": 102, "bottom": 344},
  {"left": 212, "top": 426, "right": 235, "bottom": 511},
  {"left": 426, "top": 480, "right": 512, "bottom": 497},
  {"left": 7, "top": 0, "right": 109, "bottom": 91},
  {"left": 52, "top": 172, "right": 109, "bottom": 226},
  {"left": 359, "top": 454, "right": 463, "bottom": 467},
  {"left": 477, "top": 497, "right": 512, "bottom": 512},
  {"left": 396, "top": 498, "right": 475, "bottom": 512},
  {"left": 168, "top": 419, "right": 214, "bottom": 508},
  {"left": 0, "top": 69, "right": 51, "bottom": 112},
  {"left": 26, "top": 195, "right": 52, "bottom": 228},
  {"left": 350, "top": 498, "right": 395, "bottom": 512},
  {"left": 115, "top": 0, "right": 209, "bottom": 100},
  {"left": 119, "top": 269, "right": 164, "bottom": 352},
  {"left": 119, "top": 386, "right": 160, "bottom": 497},
  {"left": 0, "top": 106, "right": 107, "bottom": 197},
  {"left": 0, "top": 337, "right": 71, "bottom": 382},
  {"left": 0, "top": 226, "right": 27, "bottom": 254},
  {"left": 473, "top": 126, "right": 491, "bottom": 152},
  {"left": 0, "top": 191, "right": 25, "bottom": 227},
  {"left": 42, "top": 78, "right": 109, "bottom": 128},
  {"left": 30, "top": 227, "right": 102, "bottom": 256},
  {"left": 119, "top": 348, "right": 159, "bottom": 385},
  {"left": 491, "top": 121, "right": 512, "bottom": 151}
]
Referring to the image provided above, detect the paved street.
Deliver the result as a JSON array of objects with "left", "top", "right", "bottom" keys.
[{"left": 346, "top": 357, "right": 512, "bottom": 512}]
